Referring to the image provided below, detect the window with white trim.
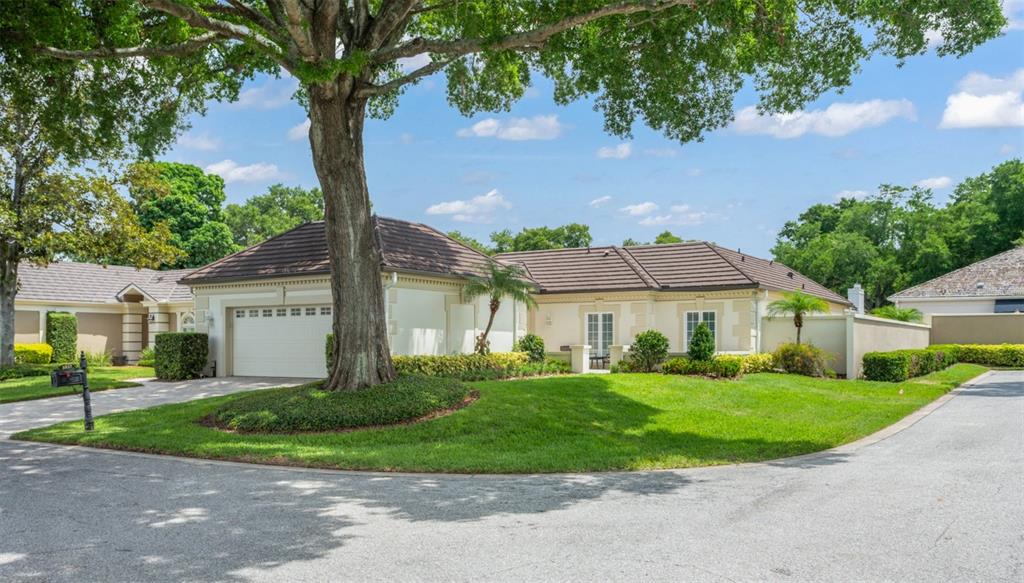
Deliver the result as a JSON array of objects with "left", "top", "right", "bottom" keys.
[
  {"left": 684, "top": 311, "right": 716, "bottom": 350},
  {"left": 248, "top": 309, "right": 259, "bottom": 318},
  {"left": 305, "top": 307, "right": 316, "bottom": 316},
  {"left": 276, "top": 308, "right": 287, "bottom": 317},
  {"left": 235, "top": 310, "right": 245, "bottom": 318},
  {"left": 320, "top": 306, "right": 331, "bottom": 316},
  {"left": 181, "top": 312, "right": 196, "bottom": 332},
  {"left": 291, "top": 307, "right": 301, "bottom": 316}
]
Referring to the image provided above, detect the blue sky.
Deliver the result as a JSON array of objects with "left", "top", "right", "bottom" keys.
[{"left": 166, "top": 7, "right": 1024, "bottom": 257}]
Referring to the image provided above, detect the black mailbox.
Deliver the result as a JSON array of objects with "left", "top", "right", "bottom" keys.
[{"left": 51, "top": 367, "right": 86, "bottom": 388}]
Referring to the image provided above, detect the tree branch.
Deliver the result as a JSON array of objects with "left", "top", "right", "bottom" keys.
[
  {"left": 356, "top": 55, "right": 454, "bottom": 97},
  {"left": 141, "top": 0, "right": 291, "bottom": 61},
  {"left": 374, "top": 0, "right": 698, "bottom": 63},
  {"left": 37, "top": 31, "right": 223, "bottom": 60},
  {"left": 367, "top": 0, "right": 422, "bottom": 49}
]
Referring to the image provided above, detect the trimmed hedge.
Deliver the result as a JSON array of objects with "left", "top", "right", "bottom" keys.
[
  {"left": 930, "top": 344, "right": 1024, "bottom": 368},
  {"left": 213, "top": 375, "right": 470, "bottom": 433},
  {"left": 863, "top": 347, "right": 956, "bottom": 382},
  {"left": 0, "top": 364, "right": 53, "bottom": 382},
  {"left": 154, "top": 332, "right": 209, "bottom": 380},
  {"left": 662, "top": 354, "right": 744, "bottom": 378},
  {"left": 14, "top": 343, "right": 53, "bottom": 364},
  {"left": 46, "top": 312, "right": 77, "bottom": 363}
]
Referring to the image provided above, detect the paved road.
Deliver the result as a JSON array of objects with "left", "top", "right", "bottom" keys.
[{"left": 1, "top": 372, "right": 1021, "bottom": 582}]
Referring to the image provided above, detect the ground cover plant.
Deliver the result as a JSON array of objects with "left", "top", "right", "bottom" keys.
[
  {"left": 15, "top": 364, "right": 985, "bottom": 473},
  {"left": 0, "top": 366, "right": 155, "bottom": 404}
]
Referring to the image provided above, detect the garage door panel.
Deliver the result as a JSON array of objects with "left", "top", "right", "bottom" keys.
[{"left": 232, "top": 306, "right": 332, "bottom": 378}]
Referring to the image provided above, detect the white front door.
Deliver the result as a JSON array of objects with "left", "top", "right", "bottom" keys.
[
  {"left": 231, "top": 305, "right": 333, "bottom": 378},
  {"left": 586, "top": 312, "right": 614, "bottom": 357}
]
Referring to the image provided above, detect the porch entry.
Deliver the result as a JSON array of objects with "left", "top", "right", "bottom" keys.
[{"left": 586, "top": 312, "right": 614, "bottom": 369}]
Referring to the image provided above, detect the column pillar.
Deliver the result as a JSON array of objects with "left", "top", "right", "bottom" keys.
[
  {"left": 610, "top": 345, "right": 630, "bottom": 367},
  {"left": 122, "top": 312, "right": 143, "bottom": 364},
  {"left": 148, "top": 307, "right": 170, "bottom": 347},
  {"left": 570, "top": 344, "right": 591, "bottom": 373}
]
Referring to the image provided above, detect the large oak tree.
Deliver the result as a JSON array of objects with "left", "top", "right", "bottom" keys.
[{"left": 8, "top": 0, "right": 1004, "bottom": 389}]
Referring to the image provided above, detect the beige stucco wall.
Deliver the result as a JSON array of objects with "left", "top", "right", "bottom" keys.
[
  {"left": 761, "top": 315, "right": 848, "bottom": 374},
  {"left": 14, "top": 310, "right": 41, "bottom": 344},
  {"left": 849, "top": 315, "right": 931, "bottom": 378},
  {"left": 930, "top": 314, "right": 1024, "bottom": 344},
  {"left": 192, "top": 272, "right": 524, "bottom": 377},
  {"left": 895, "top": 298, "right": 995, "bottom": 314},
  {"left": 529, "top": 289, "right": 762, "bottom": 355},
  {"left": 76, "top": 312, "right": 123, "bottom": 355}
]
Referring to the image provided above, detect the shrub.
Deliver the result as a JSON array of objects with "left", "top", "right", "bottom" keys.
[
  {"left": 774, "top": 343, "right": 832, "bottom": 377},
  {"left": 662, "top": 355, "right": 741, "bottom": 378},
  {"left": 84, "top": 350, "right": 112, "bottom": 367},
  {"left": 741, "top": 353, "right": 776, "bottom": 374},
  {"left": 931, "top": 344, "right": 1024, "bottom": 368},
  {"left": 631, "top": 329, "right": 670, "bottom": 372},
  {"left": 662, "top": 357, "right": 689, "bottom": 375},
  {"left": 213, "top": 375, "right": 470, "bottom": 433},
  {"left": 862, "top": 347, "right": 959, "bottom": 382},
  {"left": 154, "top": 332, "right": 209, "bottom": 380},
  {"left": 712, "top": 355, "right": 744, "bottom": 378},
  {"left": 687, "top": 322, "right": 715, "bottom": 362},
  {"left": 609, "top": 360, "right": 633, "bottom": 373},
  {"left": 513, "top": 333, "right": 545, "bottom": 362},
  {"left": 392, "top": 352, "right": 530, "bottom": 378},
  {"left": 46, "top": 312, "right": 77, "bottom": 363},
  {"left": 137, "top": 346, "right": 156, "bottom": 367},
  {"left": 14, "top": 343, "right": 53, "bottom": 364},
  {"left": 0, "top": 364, "right": 52, "bottom": 381}
]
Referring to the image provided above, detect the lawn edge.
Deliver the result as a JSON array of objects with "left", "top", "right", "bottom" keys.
[
  {"left": 0, "top": 380, "right": 150, "bottom": 405},
  {"left": 8, "top": 368, "right": 992, "bottom": 478}
]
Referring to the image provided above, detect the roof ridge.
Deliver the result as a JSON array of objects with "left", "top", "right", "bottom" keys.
[
  {"left": 495, "top": 245, "right": 612, "bottom": 257},
  {"left": 412, "top": 219, "right": 509, "bottom": 267},
  {"left": 623, "top": 240, "right": 706, "bottom": 250},
  {"left": 890, "top": 245, "right": 1024, "bottom": 299},
  {"left": 614, "top": 246, "right": 661, "bottom": 289},
  {"left": 705, "top": 243, "right": 758, "bottom": 286}
]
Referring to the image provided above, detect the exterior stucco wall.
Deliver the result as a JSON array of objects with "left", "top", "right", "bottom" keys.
[
  {"left": 761, "top": 315, "right": 848, "bottom": 374},
  {"left": 76, "top": 312, "right": 123, "bottom": 355},
  {"left": 14, "top": 310, "right": 40, "bottom": 344},
  {"left": 192, "top": 272, "right": 523, "bottom": 377},
  {"left": 895, "top": 298, "right": 996, "bottom": 314},
  {"left": 930, "top": 314, "right": 1024, "bottom": 344},
  {"left": 849, "top": 315, "right": 931, "bottom": 378}
]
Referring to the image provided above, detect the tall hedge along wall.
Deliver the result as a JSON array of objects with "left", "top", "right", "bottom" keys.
[
  {"left": 46, "top": 312, "right": 78, "bottom": 363},
  {"left": 154, "top": 332, "right": 209, "bottom": 380}
]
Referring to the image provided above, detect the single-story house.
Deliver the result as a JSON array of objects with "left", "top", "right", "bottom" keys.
[
  {"left": 497, "top": 243, "right": 851, "bottom": 362},
  {"left": 182, "top": 216, "right": 526, "bottom": 378},
  {"left": 14, "top": 262, "right": 195, "bottom": 362},
  {"left": 890, "top": 247, "right": 1024, "bottom": 315}
]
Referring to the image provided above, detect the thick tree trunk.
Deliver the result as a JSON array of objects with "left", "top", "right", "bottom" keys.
[
  {"left": 308, "top": 85, "right": 395, "bottom": 390},
  {"left": 0, "top": 245, "right": 17, "bottom": 367}
]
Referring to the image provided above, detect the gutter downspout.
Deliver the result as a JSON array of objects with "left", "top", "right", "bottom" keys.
[
  {"left": 383, "top": 272, "right": 398, "bottom": 334},
  {"left": 755, "top": 290, "right": 767, "bottom": 353}
]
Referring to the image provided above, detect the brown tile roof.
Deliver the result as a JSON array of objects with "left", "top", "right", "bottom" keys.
[
  {"left": 498, "top": 242, "right": 851, "bottom": 305},
  {"left": 17, "top": 262, "right": 192, "bottom": 304},
  {"left": 890, "top": 246, "right": 1024, "bottom": 299},
  {"left": 181, "top": 216, "right": 500, "bottom": 284}
]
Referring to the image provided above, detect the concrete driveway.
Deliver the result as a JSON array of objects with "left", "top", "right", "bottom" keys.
[{"left": 1, "top": 371, "right": 1021, "bottom": 582}]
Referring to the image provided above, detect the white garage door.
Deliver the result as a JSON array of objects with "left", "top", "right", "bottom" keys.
[{"left": 232, "top": 305, "right": 333, "bottom": 378}]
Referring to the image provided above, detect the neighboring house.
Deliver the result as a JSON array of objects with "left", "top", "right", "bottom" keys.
[
  {"left": 890, "top": 247, "right": 1024, "bottom": 315},
  {"left": 497, "top": 243, "right": 850, "bottom": 360},
  {"left": 14, "top": 263, "right": 195, "bottom": 362},
  {"left": 183, "top": 217, "right": 526, "bottom": 378}
]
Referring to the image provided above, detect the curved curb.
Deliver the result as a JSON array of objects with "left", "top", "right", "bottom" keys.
[{"left": 6, "top": 371, "right": 995, "bottom": 481}]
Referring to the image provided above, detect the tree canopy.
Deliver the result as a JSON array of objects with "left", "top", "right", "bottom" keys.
[
  {"left": 225, "top": 184, "right": 324, "bottom": 247},
  {"left": 772, "top": 160, "right": 1024, "bottom": 309},
  {"left": 491, "top": 224, "right": 593, "bottom": 253}
]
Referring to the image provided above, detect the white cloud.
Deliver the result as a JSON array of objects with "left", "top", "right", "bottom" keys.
[
  {"left": 425, "top": 189, "right": 511, "bottom": 223},
  {"left": 397, "top": 53, "right": 431, "bottom": 73},
  {"left": 177, "top": 131, "right": 219, "bottom": 151},
  {"left": 597, "top": 143, "right": 633, "bottom": 159},
  {"left": 643, "top": 147, "right": 678, "bottom": 158},
  {"left": 230, "top": 80, "right": 296, "bottom": 109},
  {"left": 456, "top": 115, "right": 563, "bottom": 140},
  {"left": 287, "top": 119, "right": 311, "bottom": 141},
  {"left": 939, "top": 69, "right": 1024, "bottom": 129},
  {"left": 733, "top": 99, "right": 916, "bottom": 139},
  {"left": 205, "top": 159, "right": 283, "bottom": 183},
  {"left": 620, "top": 202, "right": 658, "bottom": 216},
  {"left": 1000, "top": 143, "right": 1017, "bottom": 155},
  {"left": 589, "top": 195, "right": 612, "bottom": 207},
  {"left": 916, "top": 176, "right": 953, "bottom": 189},
  {"left": 638, "top": 205, "right": 714, "bottom": 226},
  {"left": 835, "top": 189, "right": 870, "bottom": 200}
]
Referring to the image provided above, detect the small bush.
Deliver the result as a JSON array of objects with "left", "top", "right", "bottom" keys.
[
  {"left": 213, "top": 374, "right": 470, "bottom": 433},
  {"left": 631, "top": 329, "right": 669, "bottom": 372},
  {"left": 774, "top": 343, "right": 832, "bottom": 377},
  {"left": 154, "top": 332, "right": 208, "bottom": 380},
  {"left": 46, "top": 312, "right": 77, "bottom": 363},
  {"left": 931, "top": 343, "right": 1024, "bottom": 368},
  {"left": 0, "top": 364, "right": 52, "bottom": 381},
  {"left": 687, "top": 322, "right": 715, "bottom": 362},
  {"left": 741, "top": 353, "right": 776, "bottom": 374},
  {"left": 137, "top": 346, "right": 156, "bottom": 367},
  {"left": 712, "top": 355, "right": 744, "bottom": 378},
  {"left": 84, "top": 350, "right": 112, "bottom": 367},
  {"left": 609, "top": 360, "right": 634, "bottom": 373},
  {"left": 14, "top": 343, "right": 53, "bottom": 364},
  {"left": 513, "top": 333, "right": 545, "bottom": 362}
]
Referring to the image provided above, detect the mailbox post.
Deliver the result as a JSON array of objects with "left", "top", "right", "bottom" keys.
[{"left": 51, "top": 351, "right": 93, "bottom": 431}]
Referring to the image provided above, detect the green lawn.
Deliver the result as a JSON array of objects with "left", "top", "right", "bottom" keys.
[
  {"left": 14, "top": 364, "right": 985, "bottom": 473},
  {"left": 0, "top": 366, "right": 155, "bottom": 404}
]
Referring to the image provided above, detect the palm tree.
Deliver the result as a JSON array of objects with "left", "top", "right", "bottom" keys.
[
  {"left": 463, "top": 262, "right": 537, "bottom": 354},
  {"left": 766, "top": 291, "right": 830, "bottom": 345},
  {"left": 870, "top": 305, "right": 924, "bottom": 323}
]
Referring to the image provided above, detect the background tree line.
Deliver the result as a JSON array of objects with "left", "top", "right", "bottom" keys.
[{"left": 772, "top": 159, "right": 1023, "bottom": 309}]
